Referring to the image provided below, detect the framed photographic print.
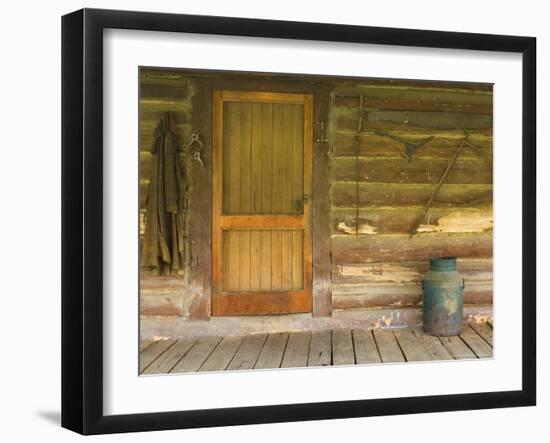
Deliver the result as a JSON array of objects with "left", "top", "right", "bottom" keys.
[{"left": 61, "top": 8, "right": 536, "bottom": 435}]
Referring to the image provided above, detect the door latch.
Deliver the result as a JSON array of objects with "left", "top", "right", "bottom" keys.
[
  {"left": 315, "top": 121, "right": 329, "bottom": 143},
  {"left": 294, "top": 194, "right": 310, "bottom": 213}
]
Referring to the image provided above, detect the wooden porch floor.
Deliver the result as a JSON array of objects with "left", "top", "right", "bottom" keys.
[{"left": 140, "top": 322, "right": 493, "bottom": 375}]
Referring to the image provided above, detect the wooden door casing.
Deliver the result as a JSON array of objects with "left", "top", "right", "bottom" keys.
[{"left": 212, "top": 90, "right": 313, "bottom": 316}]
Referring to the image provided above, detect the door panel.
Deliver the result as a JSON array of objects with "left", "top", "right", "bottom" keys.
[
  {"left": 222, "top": 102, "right": 304, "bottom": 215},
  {"left": 212, "top": 90, "right": 312, "bottom": 316},
  {"left": 221, "top": 229, "right": 304, "bottom": 292}
]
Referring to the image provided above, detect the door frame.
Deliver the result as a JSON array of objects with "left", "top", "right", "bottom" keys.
[
  {"left": 185, "top": 71, "right": 332, "bottom": 320},
  {"left": 211, "top": 90, "right": 313, "bottom": 316}
]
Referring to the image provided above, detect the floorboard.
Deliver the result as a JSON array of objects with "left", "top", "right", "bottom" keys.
[
  {"left": 199, "top": 336, "right": 244, "bottom": 372},
  {"left": 281, "top": 331, "right": 311, "bottom": 368},
  {"left": 393, "top": 328, "right": 432, "bottom": 362},
  {"left": 470, "top": 322, "right": 493, "bottom": 347},
  {"left": 332, "top": 329, "right": 355, "bottom": 366},
  {"left": 140, "top": 339, "right": 154, "bottom": 353},
  {"left": 308, "top": 330, "right": 332, "bottom": 367},
  {"left": 373, "top": 329, "right": 405, "bottom": 363},
  {"left": 411, "top": 327, "right": 453, "bottom": 361},
  {"left": 171, "top": 336, "right": 222, "bottom": 373},
  {"left": 439, "top": 335, "right": 477, "bottom": 359},
  {"left": 139, "top": 339, "right": 176, "bottom": 373},
  {"left": 227, "top": 334, "right": 268, "bottom": 371},
  {"left": 143, "top": 339, "right": 197, "bottom": 374},
  {"left": 460, "top": 325, "right": 493, "bottom": 358},
  {"left": 353, "top": 329, "right": 382, "bottom": 364},
  {"left": 139, "top": 322, "right": 492, "bottom": 374},
  {"left": 255, "top": 333, "right": 289, "bottom": 369}
]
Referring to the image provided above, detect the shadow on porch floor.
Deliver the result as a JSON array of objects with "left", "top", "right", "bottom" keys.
[{"left": 139, "top": 322, "right": 493, "bottom": 375}]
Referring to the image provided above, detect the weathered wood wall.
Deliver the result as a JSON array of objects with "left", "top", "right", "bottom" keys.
[
  {"left": 139, "top": 69, "right": 493, "bottom": 322},
  {"left": 329, "top": 82, "right": 493, "bottom": 314},
  {"left": 139, "top": 69, "right": 195, "bottom": 317}
]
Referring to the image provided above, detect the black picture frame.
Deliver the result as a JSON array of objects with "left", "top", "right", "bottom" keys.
[{"left": 61, "top": 8, "right": 536, "bottom": 435}]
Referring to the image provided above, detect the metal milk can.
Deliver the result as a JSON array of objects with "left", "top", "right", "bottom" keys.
[{"left": 422, "top": 257, "right": 464, "bottom": 336}]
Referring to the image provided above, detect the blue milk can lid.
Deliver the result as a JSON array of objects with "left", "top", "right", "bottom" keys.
[{"left": 429, "top": 256, "right": 457, "bottom": 271}]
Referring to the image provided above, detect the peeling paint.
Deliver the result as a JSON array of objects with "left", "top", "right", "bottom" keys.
[
  {"left": 337, "top": 220, "right": 377, "bottom": 235},
  {"left": 417, "top": 211, "right": 493, "bottom": 234},
  {"left": 151, "top": 336, "right": 171, "bottom": 341},
  {"left": 466, "top": 313, "right": 493, "bottom": 324},
  {"left": 339, "top": 263, "right": 421, "bottom": 284},
  {"left": 443, "top": 296, "right": 459, "bottom": 316}
]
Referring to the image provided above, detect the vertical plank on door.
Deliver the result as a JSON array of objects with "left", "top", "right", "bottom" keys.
[
  {"left": 239, "top": 230, "right": 251, "bottom": 291},
  {"left": 260, "top": 230, "right": 272, "bottom": 291},
  {"left": 292, "top": 104, "right": 304, "bottom": 214},
  {"left": 250, "top": 230, "right": 261, "bottom": 290},
  {"left": 227, "top": 230, "right": 240, "bottom": 291},
  {"left": 292, "top": 230, "right": 303, "bottom": 289},
  {"left": 261, "top": 103, "right": 273, "bottom": 214},
  {"left": 271, "top": 230, "right": 282, "bottom": 290},
  {"left": 240, "top": 103, "right": 252, "bottom": 214},
  {"left": 221, "top": 102, "right": 231, "bottom": 214},
  {"left": 223, "top": 103, "right": 241, "bottom": 214},
  {"left": 221, "top": 230, "right": 229, "bottom": 290},
  {"left": 281, "top": 104, "right": 293, "bottom": 213},
  {"left": 250, "top": 103, "right": 262, "bottom": 214},
  {"left": 272, "top": 104, "right": 284, "bottom": 214},
  {"left": 281, "top": 230, "right": 293, "bottom": 289}
]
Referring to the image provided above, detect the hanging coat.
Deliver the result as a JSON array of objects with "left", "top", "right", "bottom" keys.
[{"left": 141, "top": 112, "right": 187, "bottom": 275}]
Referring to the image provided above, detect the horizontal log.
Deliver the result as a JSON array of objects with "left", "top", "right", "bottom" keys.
[
  {"left": 331, "top": 207, "right": 493, "bottom": 235},
  {"left": 333, "top": 95, "right": 492, "bottom": 115},
  {"left": 140, "top": 110, "right": 189, "bottom": 126},
  {"left": 363, "top": 110, "right": 492, "bottom": 130},
  {"left": 140, "top": 97, "right": 192, "bottom": 113},
  {"left": 331, "top": 233, "right": 493, "bottom": 263},
  {"left": 140, "top": 83, "right": 189, "bottom": 99},
  {"left": 332, "top": 156, "right": 492, "bottom": 184},
  {"left": 332, "top": 85, "right": 492, "bottom": 114},
  {"left": 331, "top": 182, "right": 493, "bottom": 207},
  {"left": 332, "top": 281, "right": 493, "bottom": 309},
  {"left": 332, "top": 132, "right": 492, "bottom": 157},
  {"left": 140, "top": 293, "right": 184, "bottom": 316},
  {"left": 333, "top": 106, "right": 493, "bottom": 132},
  {"left": 140, "top": 274, "right": 186, "bottom": 290},
  {"left": 140, "top": 69, "right": 188, "bottom": 87},
  {"left": 333, "top": 258, "right": 493, "bottom": 285}
]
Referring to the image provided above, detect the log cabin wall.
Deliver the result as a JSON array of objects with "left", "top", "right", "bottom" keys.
[
  {"left": 139, "top": 69, "right": 197, "bottom": 317},
  {"left": 139, "top": 67, "right": 493, "bottom": 325},
  {"left": 329, "top": 82, "right": 493, "bottom": 318}
]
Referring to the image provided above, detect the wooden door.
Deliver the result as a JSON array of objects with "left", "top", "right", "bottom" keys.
[{"left": 212, "top": 91, "right": 313, "bottom": 316}]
